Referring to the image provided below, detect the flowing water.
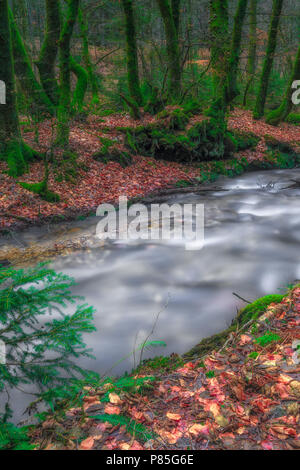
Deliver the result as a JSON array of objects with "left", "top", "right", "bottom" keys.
[{"left": 2, "top": 168, "right": 300, "bottom": 422}]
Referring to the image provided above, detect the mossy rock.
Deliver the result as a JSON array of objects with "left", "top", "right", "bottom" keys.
[
  {"left": 286, "top": 113, "right": 300, "bottom": 125},
  {"left": 93, "top": 147, "right": 133, "bottom": 168},
  {"left": 123, "top": 120, "right": 236, "bottom": 164},
  {"left": 264, "top": 135, "right": 296, "bottom": 155},
  {"left": 156, "top": 108, "right": 190, "bottom": 131},
  {"left": 230, "top": 130, "right": 260, "bottom": 152},
  {"left": 182, "top": 100, "right": 202, "bottom": 116},
  {"left": 184, "top": 294, "right": 284, "bottom": 359}
]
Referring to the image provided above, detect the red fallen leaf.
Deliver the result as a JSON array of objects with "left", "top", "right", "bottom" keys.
[
  {"left": 109, "top": 392, "right": 123, "bottom": 405},
  {"left": 204, "top": 357, "right": 224, "bottom": 370},
  {"left": 270, "top": 426, "right": 297, "bottom": 438},
  {"left": 273, "top": 382, "right": 290, "bottom": 399},
  {"left": 239, "top": 334, "right": 252, "bottom": 346},
  {"left": 261, "top": 440, "right": 273, "bottom": 450},
  {"left": 219, "top": 432, "right": 235, "bottom": 440},
  {"left": 83, "top": 396, "right": 100, "bottom": 411},
  {"left": 79, "top": 436, "right": 95, "bottom": 450},
  {"left": 252, "top": 397, "right": 275, "bottom": 413},
  {"left": 277, "top": 374, "right": 293, "bottom": 384},
  {"left": 119, "top": 441, "right": 144, "bottom": 450},
  {"left": 166, "top": 412, "right": 181, "bottom": 421},
  {"left": 232, "top": 385, "right": 246, "bottom": 401},
  {"left": 130, "top": 407, "right": 144, "bottom": 421},
  {"left": 104, "top": 404, "right": 120, "bottom": 415},
  {"left": 95, "top": 423, "right": 107, "bottom": 432},
  {"left": 104, "top": 438, "right": 119, "bottom": 450},
  {"left": 204, "top": 401, "right": 221, "bottom": 418},
  {"left": 188, "top": 423, "right": 210, "bottom": 437},
  {"left": 158, "top": 428, "right": 183, "bottom": 444}
]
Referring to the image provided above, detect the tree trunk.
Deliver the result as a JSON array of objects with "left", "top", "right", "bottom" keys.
[
  {"left": 208, "top": 0, "right": 230, "bottom": 125},
  {"left": 156, "top": 0, "right": 181, "bottom": 99},
  {"left": 253, "top": 0, "right": 284, "bottom": 119},
  {"left": 56, "top": 0, "right": 80, "bottom": 147},
  {"left": 266, "top": 43, "right": 300, "bottom": 125},
  {"left": 121, "top": 0, "right": 143, "bottom": 106},
  {"left": 70, "top": 56, "right": 88, "bottom": 113},
  {"left": 0, "top": 0, "right": 39, "bottom": 176},
  {"left": 171, "top": 0, "right": 181, "bottom": 36},
  {"left": 78, "top": 8, "right": 100, "bottom": 103},
  {"left": 243, "top": 0, "right": 258, "bottom": 106},
  {"left": 226, "top": 0, "right": 248, "bottom": 104},
  {"left": 9, "top": 8, "right": 55, "bottom": 116},
  {"left": 36, "top": 0, "right": 61, "bottom": 106}
]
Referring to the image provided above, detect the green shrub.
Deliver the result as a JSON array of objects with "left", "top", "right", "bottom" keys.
[{"left": 0, "top": 263, "right": 99, "bottom": 449}]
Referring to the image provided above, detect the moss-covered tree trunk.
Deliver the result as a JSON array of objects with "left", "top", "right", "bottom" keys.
[
  {"left": 243, "top": 0, "right": 258, "bottom": 106},
  {"left": 121, "top": 0, "right": 142, "bottom": 107},
  {"left": 0, "top": 0, "right": 35, "bottom": 176},
  {"left": 208, "top": 0, "right": 230, "bottom": 125},
  {"left": 70, "top": 56, "right": 88, "bottom": 113},
  {"left": 56, "top": 0, "right": 80, "bottom": 147},
  {"left": 36, "top": 0, "right": 61, "bottom": 106},
  {"left": 171, "top": 0, "right": 181, "bottom": 37},
  {"left": 226, "top": 0, "right": 248, "bottom": 104},
  {"left": 78, "top": 8, "right": 99, "bottom": 103},
  {"left": 266, "top": 43, "right": 300, "bottom": 125},
  {"left": 156, "top": 0, "right": 181, "bottom": 99},
  {"left": 253, "top": 0, "right": 284, "bottom": 119},
  {"left": 9, "top": 8, "right": 55, "bottom": 116}
]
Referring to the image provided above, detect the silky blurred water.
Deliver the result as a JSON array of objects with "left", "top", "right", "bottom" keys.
[{"left": 2, "top": 168, "right": 300, "bottom": 422}]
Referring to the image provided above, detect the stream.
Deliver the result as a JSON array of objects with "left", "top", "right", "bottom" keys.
[{"left": 2, "top": 168, "right": 300, "bottom": 422}]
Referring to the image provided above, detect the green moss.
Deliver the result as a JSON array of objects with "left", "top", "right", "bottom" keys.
[
  {"left": 157, "top": 108, "right": 190, "bottom": 130},
  {"left": 19, "top": 181, "right": 60, "bottom": 203},
  {"left": 255, "top": 331, "right": 281, "bottom": 347},
  {"left": 92, "top": 145, "right": 133, "bottom": 168},
  {"left": 182, "top": 100, "right": 202, "bottom": 116},
  {"left": 56, "top": 0, "right": 80, "bottom": 147},
  {"left": 286, "top": 113, "right": 300, "bottom": 125},
  {"left": 9, "top": 8, "right": 55, "bottom": 116},
  {"left": 253, "top": 0, "right": 284, "bottom": 119},
  {"left": 184, "top": 294, "right": 284, "bottom": 359},
  {"left": 236, "top": 295, "right": 284, "bottom": 324},
  {"left": 123, "top": 120, "right": 237, "bottom": 163},
  {"left": 121, "top": 0, "right": 143, "bottom": 106},
  {"left": 156, "top": 0, "right": 181, "bottom": 98},
  {"left": 36, "top": 0, "right": 61, "bottom": 106},
  {"left": 230, "top": 130, "right": 260, "bottom": 151},
  {"left": 70, "top": 56, "right": 88, "bottom": 113}
]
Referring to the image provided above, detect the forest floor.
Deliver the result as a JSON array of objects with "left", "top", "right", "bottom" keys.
[
  {"left": 0, "top": 109, "right": 299, "bottom": 232},
  {"left": 30, "top": 286, "right": 300, "bottom": 450}
]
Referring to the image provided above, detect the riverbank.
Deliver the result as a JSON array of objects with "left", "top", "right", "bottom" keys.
[
  {"left": 29, "top": 288, "right": 300, "bottom": 451},
  {"left": 0, "top": 109, "right": 299, "bottom": 234}
]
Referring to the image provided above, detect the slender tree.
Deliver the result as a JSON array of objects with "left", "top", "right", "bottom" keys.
[
  {"left": 0, "top": 0, "right": 37, "bottom": 176},
  {"left": 226, "top": 0, "right": 248, "bottom": 104},
  {"left": 243, "top": 0, "right": 258, "bottom": 106},
  {"left": 78, "top": 8, "right": 99, "bottom": 103},
  {"left": 253, "top": 0, "right": 284, "bottom": 119},
  {"left": 9, "top": 8, "right": 55, "bottom": 116},
  {"left": 36, "top": 0, "right": 61, "bottom": 106},
  {"left": 156, "top": 0, "right": 181, "bottom": 98},
  {"left": 171, "top": 0, "right": 181, "bottom": 37},
  {"left": 121, "top": 0, "right": 142, "bottom": 107},
  {"left": 208, "top": 0, "right": 230, "bottom": 123},
  {"left": 56, "top": 0, "right": 80, "bottom": 147},
  {"left": 266, "top": 42, "right": 300, "bottom": 125}
]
